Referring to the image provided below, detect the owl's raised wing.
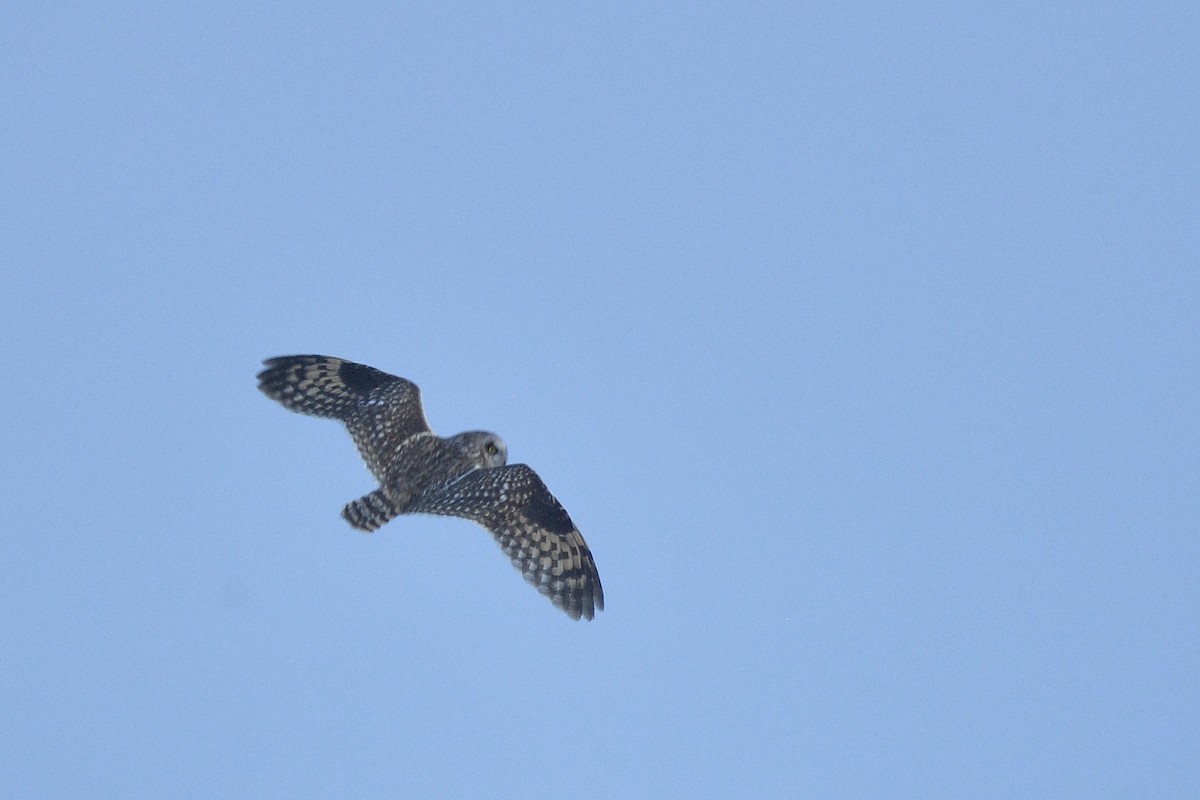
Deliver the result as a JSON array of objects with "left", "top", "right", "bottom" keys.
[
  {"left": 407, "top": 464, "right": 604, "bottom": 621},
  {"left": 257, "top": 355, "right": 431, "bottom": 481}
]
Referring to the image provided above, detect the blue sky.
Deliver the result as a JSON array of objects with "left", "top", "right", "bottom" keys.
[{"left": 2, "top": 2, "right": 1197, "bottom": 797}]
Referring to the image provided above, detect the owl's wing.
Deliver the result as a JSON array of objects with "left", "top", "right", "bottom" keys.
[
  {"left": 407, "top": 464, "right": 604, "bottom": 620},
  {"left": 257, "top": 355, "right": 431, "bottom": 481}
]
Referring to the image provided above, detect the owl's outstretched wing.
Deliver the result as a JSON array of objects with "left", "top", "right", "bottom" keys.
[
  {"left": 257, "top": 355, "right": 431, "bottom": 481},
  {"left": 407, "top": 464, "right": 604, "bottom": 621}
]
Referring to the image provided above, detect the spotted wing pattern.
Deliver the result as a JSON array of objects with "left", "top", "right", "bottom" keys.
[
  {"left": 407, "top": 464, "right": 604, "bottom": 620},
  {"left": 257, "top": 355, "right": 431, "bottom": 481}
]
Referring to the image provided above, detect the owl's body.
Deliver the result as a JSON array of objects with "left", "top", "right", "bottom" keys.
[{"left": 257, "top": 355, "right": 604, "bottom": 620}]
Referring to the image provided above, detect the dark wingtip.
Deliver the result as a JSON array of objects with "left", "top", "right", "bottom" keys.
[
  {"left": 592, "top": 578, "right": 605, "bottom": 614},
  {"left": 568, "top": 573, "right": 604, "bottom": 621},
  {"left": 256, "top": 358, "right": 286, "bottom": 395},
  {"left": 257, "top": 355, "right": 307, "bottom": 385},
  {"left": 256, "top": 355, "right": 337, "bottom": 408},
  {"left": 259, "top": 354, "right": 330, "bottom": 369}
]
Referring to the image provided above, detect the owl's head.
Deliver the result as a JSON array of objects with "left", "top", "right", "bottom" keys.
[{"left": 453, "top": 431, "right": 508, "bottom": 469}]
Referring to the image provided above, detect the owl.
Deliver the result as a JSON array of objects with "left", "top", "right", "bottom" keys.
[{"left": 257, "top": 355, "right": 604, "bottom": 621}]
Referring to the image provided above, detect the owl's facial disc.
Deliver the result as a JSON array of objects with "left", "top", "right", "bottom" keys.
[
  {"left": 481, "top": 434, "right": 508, "bottom": 467},
  {"left": 457, "top": 431, "right": 507, "bottom": 468}
]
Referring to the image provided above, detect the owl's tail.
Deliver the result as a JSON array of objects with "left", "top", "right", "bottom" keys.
[{"left": 342, "top": 490, "right": 400, "bottom": 532}]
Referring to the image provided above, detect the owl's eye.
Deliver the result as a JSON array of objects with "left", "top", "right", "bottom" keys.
[{"left": 485, "top": 442, "right": 498, "bottom": 456}]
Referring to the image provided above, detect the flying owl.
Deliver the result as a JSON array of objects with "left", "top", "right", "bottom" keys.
[{"left": 256, "top": 355, "right": 604, "bottom": 620}]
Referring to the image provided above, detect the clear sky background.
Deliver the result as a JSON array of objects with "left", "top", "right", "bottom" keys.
[{"left": 2, "top": 3, "right": 1197, "bottom": 798}]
